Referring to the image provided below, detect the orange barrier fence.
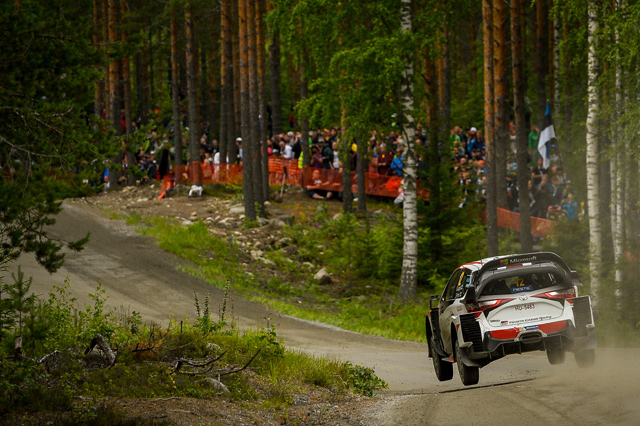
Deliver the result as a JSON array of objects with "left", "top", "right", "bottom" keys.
[
  {"left": 496, "top": 207, "right": 554, "bottom": 238},
  {"left": 157, "top": 160, "right": 553, "bottom": 238}
]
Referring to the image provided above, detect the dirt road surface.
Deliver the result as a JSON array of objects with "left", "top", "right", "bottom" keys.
[{"left": 9, "top": 201, "right": 640, "bottom": 425}]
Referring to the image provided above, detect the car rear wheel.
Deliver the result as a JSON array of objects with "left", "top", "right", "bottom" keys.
[
  {"left": 430, "top": 337, "right": 453, "bottom": 381},
  {"left": 546, "top": 348, "right": 566, "bottom": 365},
  {"left": 575, "top": 348, "right": 595, "bottom": 368},
  {"left": 455, "top": 339, "right": 479, "bottom": 386}
]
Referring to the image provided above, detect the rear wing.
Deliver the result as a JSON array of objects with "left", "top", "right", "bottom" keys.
[{"left": 473, "top": 252, "right": 578, "bottom": 285}]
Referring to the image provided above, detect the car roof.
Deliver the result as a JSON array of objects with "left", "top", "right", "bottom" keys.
[{"left": 456, "top": 252, "right": 573, "bottom": 283}]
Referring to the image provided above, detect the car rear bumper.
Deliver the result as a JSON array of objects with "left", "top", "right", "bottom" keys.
[{"left": 459, "top": 320, "right": 597, "bottom": 367}]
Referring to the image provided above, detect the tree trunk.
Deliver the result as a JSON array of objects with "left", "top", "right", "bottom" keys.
[
  {"left": 233, "top": 4, "right": 242, "bottom": 139},
  {"left": 511, "top": 0, "right": 533, "bottom": 252},
  {"left": 483, "top": 0, "right": 498, "bottom": 256},
  {"left": 398, "top": 0, "right": 418, "bottom": 303},
  {"left": 536, "top": 0, "right": 548, "bottom": 123},
  {"left": 493, "top": 0, "right": 508, "bottom": 210},
  {"left": 356, "top": 134, "right": 366, "bottom": 214},
  {"left": 120, "top": 0, "right": 132, "bottom": 135},
  {"left": 239, "top": 0, "right": 256, "bottom": 220},
  {"left": 426, "top": 55, "right": 442, "bottom": 263},
  {"left": 170, "top": 1, "right": 183, "bottom": 168},
  {"left": 247, "top": 0, "right": 264, "bottom": 209},
  {"left": 134, "top": 52, "right": 147, "bottom": 125},
  {"left": 256, "top": 0, "right": 269, "bottom": 201},
  {"left": 108, "top": 0, "right": 119, "bottom": 134},
  {"left": 219, "top": 0, "right": 231, "bottom": 163},
  {"left": 185, "top": 0, "right": 201, "bottom": 185},
  {"left": 613, "top": 0, "right": 625, "bottom": 302},
  {"left": 552, "top": 14, "right": 561, "bottom": 120},
  {"left": 586, "top": 0, "right": 601, "bottom": 309},
  {"left": 93, "top": 0, "right": 104, "bottom": 122},
  {"left": 300, "top": 66, "right": 311, "bottom": 167},
  {"left": 208, "top": 18, "right": 218, "bottom": 144},
  {"left": 267, "top": 0, "right": 283, "bottom": 137},
  {"left": 102, "top": 0, "right": 110, "bottom": 122},
  {"left": 341, "top": 110, "right": 352, "bottom": 214}
]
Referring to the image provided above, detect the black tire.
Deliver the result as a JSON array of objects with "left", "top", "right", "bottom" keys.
[
  {"left": 546, "top": 348, "right": 566, "bottom": 365},
  {"left": 455, "top": 339, "right": 479, "bottom": 386},
  {"left": 575, "top": 348, "right": 596, "bottom": 368},
  {"left": 430, "top": 337, "right": 453, "bottom": 381}
]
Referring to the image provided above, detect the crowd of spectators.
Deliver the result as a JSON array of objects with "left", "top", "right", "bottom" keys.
[
  {"left": 449, "top": 124, "right": 577, "bottom": 220},
  {"left": 105, "top": 115, "right": 579, "bottom": 222}
]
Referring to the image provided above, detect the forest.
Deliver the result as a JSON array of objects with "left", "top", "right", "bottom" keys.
[{"left": 2, "top": 0, "right": 640, "bottom": 334}]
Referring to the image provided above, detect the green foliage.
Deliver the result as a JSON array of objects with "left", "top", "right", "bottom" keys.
[
  {"left": 0, "top": 1, "right": 116, "bottom": 272},
  {"left": 0, "top": 282, "right": 371, "bottom": 420},
  {"left": 344, "top": 362, "right": 388, "bottom": 397}
]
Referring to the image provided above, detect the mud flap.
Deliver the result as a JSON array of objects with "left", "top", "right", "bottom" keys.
[{"left": 456, "top": 343, "right": 483, "bottom": 368}]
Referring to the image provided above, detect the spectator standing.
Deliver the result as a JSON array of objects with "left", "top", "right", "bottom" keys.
[
  {"left": 321, "top": 139, "right": 334, "bottom": 169},
  {"left": 332, "top": 141, "right": 340, "bottom": 170},
  {"left": 390, "top": 146, "right": 404, "bottom": 177},
  {"left": 377, "top": 143, "right": 393, "bottom": 175}
]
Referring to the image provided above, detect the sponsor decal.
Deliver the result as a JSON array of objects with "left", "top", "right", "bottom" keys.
[
  {"left": 509, "top": 256, "right": 538, "bottom": 264},
  {"left": 500, "top": 316, "right": 552, "bottom": 326},
  {"left": 511, "top": 285, "right": 533, "bottom": 294},
  {"left": 524, "top": 325, "right": 539, "bottom": 331}
]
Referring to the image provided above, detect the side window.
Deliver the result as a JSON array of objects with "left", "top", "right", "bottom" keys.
[
  {"left": 444, "top": 270, "right": 462, "bottom": 301},
  {"left": 454, "top": 269, "right": 472, "bottom": 299}
]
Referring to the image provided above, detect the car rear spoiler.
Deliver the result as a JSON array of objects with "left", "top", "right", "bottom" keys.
[{"left": 472, "top": 252, "right": 582, "bottom": 287}]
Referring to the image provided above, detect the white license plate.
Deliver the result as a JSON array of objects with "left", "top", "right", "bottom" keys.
[{"left": 515, "top": 303, "right": 535, "bottom": 311}]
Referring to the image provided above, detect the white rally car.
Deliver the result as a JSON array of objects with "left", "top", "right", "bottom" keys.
[{"left": 425, "top": 252, "right": 596, "bottom": 386}]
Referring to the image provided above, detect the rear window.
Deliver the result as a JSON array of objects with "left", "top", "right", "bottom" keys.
[{"left": 481, "top": 271, "right": 566, "bottom": 296}]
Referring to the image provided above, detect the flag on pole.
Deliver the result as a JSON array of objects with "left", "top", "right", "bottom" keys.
[{"left": 538, "top": 103, "right": 555, "bottom": 169}]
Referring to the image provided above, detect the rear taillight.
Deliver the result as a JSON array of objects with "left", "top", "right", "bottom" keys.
[
  {"left": 466, "top": 299, "right": 508, "bottom": 315},
  {"left": 542, "top": 287, "right": 576, "bottom": 300}
]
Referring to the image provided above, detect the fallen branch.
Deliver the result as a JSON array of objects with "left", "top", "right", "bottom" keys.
[
  {"left": 84, "top": 334, "right": 116, "bottom": 367},
  {"left": 217, "top": 347, "right": 262, "bottom": 377},
  {"left": 173, "top": 351, "right": 227, "bottom": 374}
]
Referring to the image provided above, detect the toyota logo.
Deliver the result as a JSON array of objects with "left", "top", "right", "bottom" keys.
[{"left": 518, "top": 295, "right": 529, "bottom": 301}]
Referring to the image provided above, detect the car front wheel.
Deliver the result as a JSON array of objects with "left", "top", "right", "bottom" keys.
[
  {"left": 430, "top": 337, "right": 453, "bottom": 381},
  {"left": 455, "top": 339, "right": 479, "bottom": 386}
]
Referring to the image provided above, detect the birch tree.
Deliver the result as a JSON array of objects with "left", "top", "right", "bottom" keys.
[
  {"left": 586, "top": 0, "right": 601, "bottom": 308},
  {"left": 398, "top": 0, "right": 418, "bottom": 302}
]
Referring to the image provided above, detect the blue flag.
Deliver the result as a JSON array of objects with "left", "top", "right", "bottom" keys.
[{"left": 538, "top": 104, "right": 555, "bottom": 169}]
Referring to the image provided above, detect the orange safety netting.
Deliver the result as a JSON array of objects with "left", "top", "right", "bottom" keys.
[
  {"left": 496, "top": 207, "right": 554, "bottom": 238},
  {"left": 156, "top": 160, "right": 552, "bottom": 238}
]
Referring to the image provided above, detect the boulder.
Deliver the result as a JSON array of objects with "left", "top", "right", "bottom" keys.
[
  {"left": 314, "top": 268, "right": 332, "bottom": 285},
  {"left": 277, "top": 215, "right": 294, "bottom": 225},
  {"left": 203, "top": 377, "right": 230, "bottom": 394},
  {"left": 269, "top": 219, "right": 287, "bottom": 228},
  {"left": 229, "top": 205, "right": 245, "bottom": 215}
]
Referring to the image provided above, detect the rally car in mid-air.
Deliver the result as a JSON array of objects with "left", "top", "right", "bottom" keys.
[{"left": 425, "top": 252, "right": 596, "bottom": 386}]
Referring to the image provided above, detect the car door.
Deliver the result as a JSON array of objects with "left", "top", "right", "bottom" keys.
[{"left": 440, "top": 269, "right": 462, "bottom": 353}]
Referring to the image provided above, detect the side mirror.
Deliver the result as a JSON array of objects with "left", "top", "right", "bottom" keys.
[
  {"left": 570, "top": 270, "right": 583, "bottom": 286},
  {"left": 429, "top": 294, "right": 440, "bottom": 310},
  {"left": 463, "top": 286, "right": 477, "bottom": 304}
]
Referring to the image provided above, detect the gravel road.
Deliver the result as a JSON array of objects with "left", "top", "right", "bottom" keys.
[{"left": 10, "top": 201, "right": 640, "bottom": 425}]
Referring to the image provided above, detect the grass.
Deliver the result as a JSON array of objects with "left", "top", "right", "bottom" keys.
[
  {"left": 125, "top": 212, "right": 432, "bottom": 343},
  {"left": 0, "top": 281, "right": 388, "bottom": 422}
]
